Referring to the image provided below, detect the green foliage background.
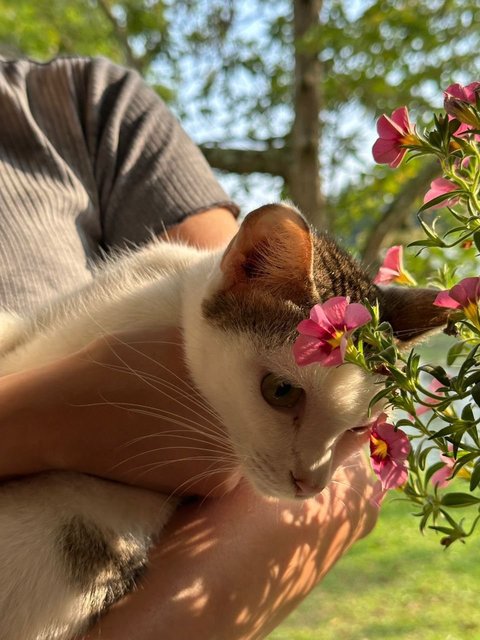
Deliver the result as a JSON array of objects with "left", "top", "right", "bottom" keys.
[
  {"left": 271, "top": 494, "right": 480, "bottom": 640},
  {"left": 3, "top": 0, "right": 480, "bottom": 261}
]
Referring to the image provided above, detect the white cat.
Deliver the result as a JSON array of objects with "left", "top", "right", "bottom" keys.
[{"left": 0, "top": 203, "right": 445, "bottom": 639}]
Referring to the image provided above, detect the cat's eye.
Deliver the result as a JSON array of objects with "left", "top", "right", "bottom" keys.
[{"left": 261, "top": 373, "right": 304, "bottom": 408}]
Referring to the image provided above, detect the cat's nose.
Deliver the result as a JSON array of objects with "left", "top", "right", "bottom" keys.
[{"left": 291, "top": 474, "right": 324, "bottom": 498}]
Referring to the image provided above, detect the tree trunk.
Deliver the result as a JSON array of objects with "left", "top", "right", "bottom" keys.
[
  {"left": 287, "top": 0, "right": 326, "bottom": 229},
  {"left": 361, "top": 161, "right": 439, "bottom": 269}
]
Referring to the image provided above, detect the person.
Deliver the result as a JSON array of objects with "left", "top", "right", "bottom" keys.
[{"left": 0, "top": 56, "right": 379, "bottom": 639}]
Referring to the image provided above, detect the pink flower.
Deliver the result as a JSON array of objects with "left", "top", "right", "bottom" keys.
[
  {"left": 415, "top": 379, "right": 445, "bottom": 416},
  {"left": 293, "top": 297, "right": 372, "bottom": 367},
  {"left": 431, "top": 450, "right": 455, "bottom": 488},
  {"left": 445, "top": 82, "right": 480, "bottom": 104},
  {"left": 423, "top": 178, "right": 460, "bottom": 210},
  {"left": 369, "top": 414, "right": 411, "bottom": 491},
  {"left": 434, "top": 276, "right": 480, "bottom": 328},
  {"left": 373, "top": 245, "right": 416, "bottom": 286},
  {"left": 372, "top": 107, "right": 418, "bottom": 168},
  {"left": 444, "top": 82, "right": 480, "bottom": 132}
]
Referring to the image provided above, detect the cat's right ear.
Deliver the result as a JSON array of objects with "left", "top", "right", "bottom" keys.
[{"left": 218, "top": 203, "right": 316, "bottom": 303}]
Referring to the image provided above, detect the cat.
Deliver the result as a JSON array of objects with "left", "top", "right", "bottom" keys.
[{"left": 0, "top": 203, "right": 447, "bottom": 639}]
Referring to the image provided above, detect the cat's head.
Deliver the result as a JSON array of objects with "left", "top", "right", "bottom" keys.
[{"left": 184, "top": 203, "right": 447, "bottom": 499}]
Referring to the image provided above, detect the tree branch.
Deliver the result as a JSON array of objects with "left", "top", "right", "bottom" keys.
[
  {"left": 199, "top": 144, "right": 289, "bottom": 178},
  {"left": 96, "top": 0, "right": 142, "bottom": 73},
  {"left": 287, "top": 0, "right": 326, "bottom": 228},
  {"left": 361, "top": 161, "right": 440, "bottom": 269}
]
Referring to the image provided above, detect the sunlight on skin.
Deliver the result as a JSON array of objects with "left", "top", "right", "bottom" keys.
[
  {"left": 86, "top": 461, "right": 377, "bottom": 640},
  {"left": 78, "top": 208, "right": 379, "bottom": 639}
]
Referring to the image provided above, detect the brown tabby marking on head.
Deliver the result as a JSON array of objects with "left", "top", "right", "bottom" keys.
[{"left": 204, "top": 204, "right": 377, "bottom": 344}]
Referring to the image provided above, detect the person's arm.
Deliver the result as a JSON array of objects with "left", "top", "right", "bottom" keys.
[
  {"left": 83, "top": 459, "right": 378, "bottom": 640},
  {"left": 0, "top": 207, "right": 239, "bottom": 494}
]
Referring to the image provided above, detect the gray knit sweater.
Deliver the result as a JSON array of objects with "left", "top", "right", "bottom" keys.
[{"left": 0, "top": 56, "right": 238, "bottom": 314}]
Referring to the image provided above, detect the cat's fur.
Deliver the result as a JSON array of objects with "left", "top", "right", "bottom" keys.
[{"left": 0, "top": 204, "right": 446, "bottom": 639}]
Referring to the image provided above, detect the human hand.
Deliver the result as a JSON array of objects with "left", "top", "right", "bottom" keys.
[{"left": 83, "top": 449, "right": 379, "bottom": 640}]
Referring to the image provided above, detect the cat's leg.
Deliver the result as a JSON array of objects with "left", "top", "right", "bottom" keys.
[{"left": 0, "top": 472, "right": 176, "bottom": 640}]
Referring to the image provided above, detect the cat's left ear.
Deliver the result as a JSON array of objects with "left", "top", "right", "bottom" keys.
[
  {"left": 219, "top": 203, "right": 315, "bottom": 303},
  {"left": 378, "top": 285, "right": 449, "bottom": 342}
]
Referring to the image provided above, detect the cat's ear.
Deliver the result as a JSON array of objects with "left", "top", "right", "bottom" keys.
[
  {"left": 378, "top": 285, "right": 449, "bottom": 342},
  {"left": 219, "top": 203, "right": 315, "bottom": 303}
]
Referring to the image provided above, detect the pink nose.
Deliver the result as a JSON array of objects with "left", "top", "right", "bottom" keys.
[{"left": 292, "top": 475, "right": 323, "bottom": 498}]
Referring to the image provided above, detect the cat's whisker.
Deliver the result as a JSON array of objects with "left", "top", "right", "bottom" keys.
[
  {"left": 329, "top": 478, "right": 366, "bottom": 501},
  {"left": 76, "top": 319, "right": 216, "bottom": 411},
  {"left": 125, "top": 455, "right": 233, "bottom": 476},
  {"left": 113, "top": 443, "right": 237, "bottom": 469},
  {"left": 117, "top": 427, "right": 235, "bottom": 455},
  {"left": 84, "top": 397, "right": 230, "bottom": 446},
  {"left": 94, "top": 330, "right": 220, "bottom": 415},
  {"left": 163, "top": 464, "right": 240, "bottom": 501},
  {"left": 72, "top": 397, "right": 236, "bottom": 457},
  {"left": 86, "top": 355, "right": 222, "bottom": 425}
]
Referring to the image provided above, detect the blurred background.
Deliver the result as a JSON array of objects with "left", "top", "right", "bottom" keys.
[{"left": 1, "top": 1, "right": 479, "bottom": 637}]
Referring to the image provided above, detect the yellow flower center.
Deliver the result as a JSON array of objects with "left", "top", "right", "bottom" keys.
[
  {"left": 400, "top": 133, "right": 418, "bottom": 147},
  {"left": 394, "top": 269, "right": 417, "bottom": 286},
  {"left": 463, "top": 300, "right": 480, "bottom": 328},
  {"left": 327, "top": 329, "right": 344, "bottom": 349},
  {"left": 371, "top": 435, "right": 389, "bottom": 460}
]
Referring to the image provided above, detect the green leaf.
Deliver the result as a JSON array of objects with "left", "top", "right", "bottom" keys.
[
  {"left": 471, "top": 382, "right": 480, "bottom": 408},
  {"left": 440, "top": 492, "right": 480, "bottom": 507},
  {"left": 470, "top": 463, "right": 480, "bottom": 491},
  {"left": 421, "top": 365, "right": 451, "bottom": 386},
  {"left": 473, "top": 230, "right": 480, "bottom": 252},
  {"left": 447, "top": 341, "right": 466, "bottom": 366},
  {"left": 461, "top": 404, "right": 475, "bottom": 422},
  {"left": 425, "top": 461, "right": 448, "bottom": 485}
]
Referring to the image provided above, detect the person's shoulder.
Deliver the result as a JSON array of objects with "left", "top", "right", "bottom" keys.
[{"left": 0, "top": 55, "right": 136, "bottom": 84}]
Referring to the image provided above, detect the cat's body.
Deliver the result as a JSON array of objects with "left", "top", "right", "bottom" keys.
[{"left": 0, "top": 204, "right": 446, "bottom": 639}]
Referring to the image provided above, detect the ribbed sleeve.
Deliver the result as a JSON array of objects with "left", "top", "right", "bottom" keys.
[{"left": 0, "top": 57, "right": 238, "bottom": 314}]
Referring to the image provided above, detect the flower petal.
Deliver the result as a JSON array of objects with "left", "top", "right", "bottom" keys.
[
  {"left": 451, "top": 277, "right": 480, "bottom": 306},
  {"left": 375, "top": 422, "right": 411, "bottom": 461},
  {"left": 373, "top": 267, "right": 399, "bottom": 284},
  {"left": 383, "top": 246, "right": 402, "bottom": 272},
  {"left": 309, "top": 303, "right": 331, "bottom": 329},
  {"left": 423, "top": 178, "right": 459, "bottom": 210},
  {"left": 296, "top": 318, "right": 325, "bottom": 338},
  {"left": 377, "top": 460, "right": 408, "bottom": 491},
  {"left": 344, "top": 303, "right": 372, "bottom": 330},
  {"left": 292, "top": 334, "right": 322, "bottom": 366},
  {"left": 433, "top": 290, "right": 461, "bottom": 309},
  {"left": 390, "top": 106, "right": 412, "bottom": 133},
  {"left": 372, "top": 138, "right": 406, "bottom": 166},
  {"left": 321, "top": 297, "right": 349, "bottom": 328},
  {"left": 293, "top": 334, "right": 341, "bottom": 367}
]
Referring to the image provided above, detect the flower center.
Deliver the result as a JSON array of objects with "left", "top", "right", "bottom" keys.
[
  {"left": 400, "top": 133, "right": 417, "bottom": 147},
  {"left": 327, "top": 329, "right": 345, "bottom": 349},
  {"left": 394, "top": 269, "right": 416, "bottom": 286},
  {"left": 463, "top": 300, "right": 480, "bottom": 327},
  {"left": 371, "top": 434, "right": 389, "bottom": 460}
]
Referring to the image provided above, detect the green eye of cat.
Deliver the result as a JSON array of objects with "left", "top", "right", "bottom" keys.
[{"left": 260, "top": 373, "right": 304, "bottom": 408}]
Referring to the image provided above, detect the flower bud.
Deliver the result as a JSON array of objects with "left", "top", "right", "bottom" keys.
[{"left": 444, "top": 95, "right": 480, "bottom": 129}]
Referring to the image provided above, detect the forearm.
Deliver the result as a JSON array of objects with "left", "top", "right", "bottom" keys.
[
  {"left": 0, "top": 330, "right": 236, "bottom": 495},
  {"left": 0, "top": 206, "right": 239, "bottom": 489},
  {"left": 84, "top": 460, "right": 377, "bottom": 640}
]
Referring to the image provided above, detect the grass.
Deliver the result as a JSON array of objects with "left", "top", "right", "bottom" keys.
[{"left": 269, "top": 495, "right": 480, "bottom": 640}]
